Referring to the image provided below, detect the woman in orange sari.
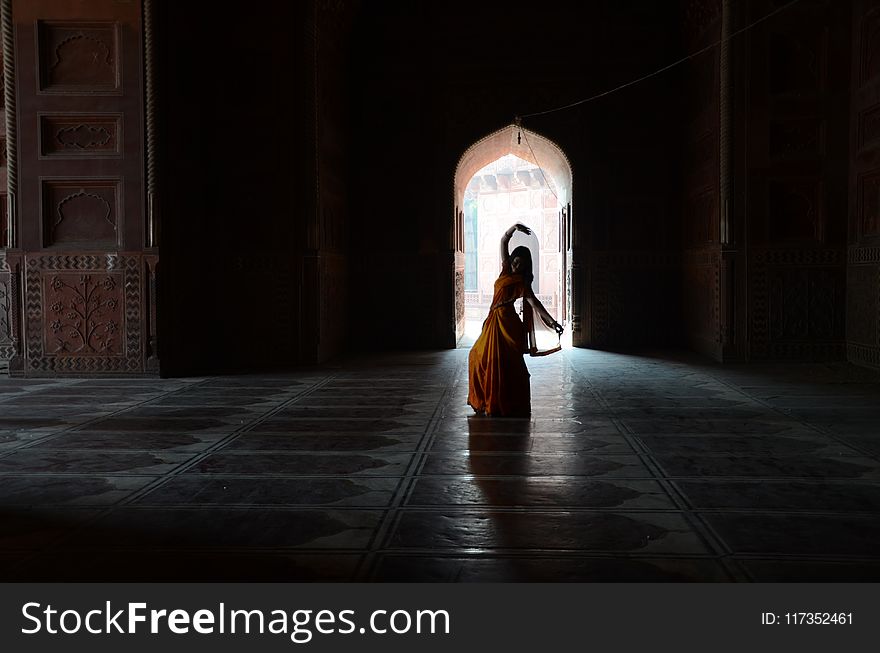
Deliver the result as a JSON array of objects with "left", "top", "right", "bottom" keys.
[{"left": 468, "top": 223, "right": 564, "bottom": 417}]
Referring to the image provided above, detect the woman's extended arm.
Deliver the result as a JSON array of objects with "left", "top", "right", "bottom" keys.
[
  {"left": 524, "top": 286, "right": 564, "bottom": 335},
  {"left": 500, "top": 223, "right": 531, "bottom": 272}
]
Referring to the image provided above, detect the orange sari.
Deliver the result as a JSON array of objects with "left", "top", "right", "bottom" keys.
[{"left": 467, "top": 272, "right": 531, "bottom": 417}]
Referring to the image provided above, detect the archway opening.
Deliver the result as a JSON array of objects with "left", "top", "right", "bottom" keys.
[
  {"left": 463, "top": 154, "right": 560, "bottom": 339},
  {"left": 453, "top": 124, "right": 574, "bottom": 347}
]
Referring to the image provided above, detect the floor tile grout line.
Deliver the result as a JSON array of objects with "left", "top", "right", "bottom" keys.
[
  {"left": 12, "top": 374, "right": 341, "bottom": 571},
  {"left": 565, "top": 352, "right": 739, "bottom": 559},
  {"left": 355, "top": 355, "right": 468, "bottom": 580},
  {"left": 703, "top": 371, "right": 880, "bottom": 462},
  {"left": 0, "top": 378, "right": 219, "bottom": 460},
  {"left": 112, "top": 374, "right": 342, "bottom": 507}
]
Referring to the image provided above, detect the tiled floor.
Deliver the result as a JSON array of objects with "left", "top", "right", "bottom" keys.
[{"left": 1, "top": 347, "right": 880, "bottom": 581}]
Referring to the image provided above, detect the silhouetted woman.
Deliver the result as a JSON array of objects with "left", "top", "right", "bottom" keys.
[{"left": 468, "top": 222, "right": 564, "bottom": 417}]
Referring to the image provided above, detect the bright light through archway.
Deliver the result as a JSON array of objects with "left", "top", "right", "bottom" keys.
[{"left": 463, "top": 154, "right": 561, "bottom": 341}]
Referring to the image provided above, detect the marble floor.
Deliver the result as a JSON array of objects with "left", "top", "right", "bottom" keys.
[{"left": 1, "top": 347, "right": 880, "bottom": 581}]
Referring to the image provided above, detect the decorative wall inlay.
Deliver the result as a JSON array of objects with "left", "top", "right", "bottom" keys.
[
  {"left": 769, "top": 119, "right": 824, "bottom": 159},
  {"left": 38, "top": 21, "right": 119, "bottom": 93},
  {"left": 0, "top": 271, "right": 10, "bottom": 347},
  {"left": 24, "top": 254, "right": 142, "bottom": 374},
  {"left": 42, "top": 180, "right": 119, "bottom": 247},
  {"left": 768, "top": 179, "right": 821, "bottom": 242},
  {"left": 858, "top": 169, "right": 880, "bottom": 236},
  {"left": 752, "top": 248, "right": 841, "bottom": 266},
  {"left": 145, "top": 255, "right": 159, "bottom": 371},
  {"left": 861, "top": 6, "right": 880, "bottom": 85},
  {"left": 0, "top": 252, "right": 20, "bottom": 365},
  {"left": 40, "top": 115, "right": 121, "bottom": 156},
  {"left": 848, "top": 246, "right": 880, "bottom": 265}
]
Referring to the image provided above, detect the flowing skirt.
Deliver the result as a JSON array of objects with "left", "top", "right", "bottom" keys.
[{"left": 467, "top": 304, "right": 530, "bottom": 417}]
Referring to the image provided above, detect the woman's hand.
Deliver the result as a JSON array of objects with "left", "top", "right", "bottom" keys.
[
  {"left": 514, "top": 223, "right": 531, "bottom": 235},
  {"left": 552, "top": 321, "right": 564, "bottom": 336}
]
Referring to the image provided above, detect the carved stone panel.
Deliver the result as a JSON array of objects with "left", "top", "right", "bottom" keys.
[
  {"left": 43, "top": 272, "right": 124, "bottom": 355},
  {"left": 768, "top": 267, "right": 842, "bottom": 341},
  {"left": 455, "top": 268, "right": 465, "bottom": 333},
  {"left": 40, "top": 114, "right": 121, "bottom": 156},
  {"left": 751, "top": 249, "right": 844, "bottom": 359},
  {"left": 24, "top": 254, "right": 142, "bottom": 374},
  {"left": 42, "top": 180, "right": 120, "bottom": 247},
  {"left": 38, "top": 21, "right": 120, "bottom": 93},
  {"left": 0, "top": 253, "right": 21, "bottom": 367}
]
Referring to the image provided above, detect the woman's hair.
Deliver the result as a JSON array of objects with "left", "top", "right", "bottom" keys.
[{"left": 510, "top": 245, "right": 534, "bottom": 286}]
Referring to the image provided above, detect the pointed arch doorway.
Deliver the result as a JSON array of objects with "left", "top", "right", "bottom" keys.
[{"left": 453, "top": 124, "right": 576, "bottom": 346}]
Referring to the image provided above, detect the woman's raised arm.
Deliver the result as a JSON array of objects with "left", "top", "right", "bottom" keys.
[{"left": 500, "top": 223, "right": 532, "bottom": 272}]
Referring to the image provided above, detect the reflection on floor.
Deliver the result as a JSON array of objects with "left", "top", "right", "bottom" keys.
[{"left": 1, "top": 348, "right": 880, "bottom": 581}]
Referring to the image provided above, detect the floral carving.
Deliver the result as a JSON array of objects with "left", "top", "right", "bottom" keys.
[{"left": 45, "top": 274, "right": 123, "bottom": 354}]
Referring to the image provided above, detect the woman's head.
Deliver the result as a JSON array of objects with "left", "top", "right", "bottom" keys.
[{"left": 510, "top": 245, "right": 534, "bottom": 285}]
